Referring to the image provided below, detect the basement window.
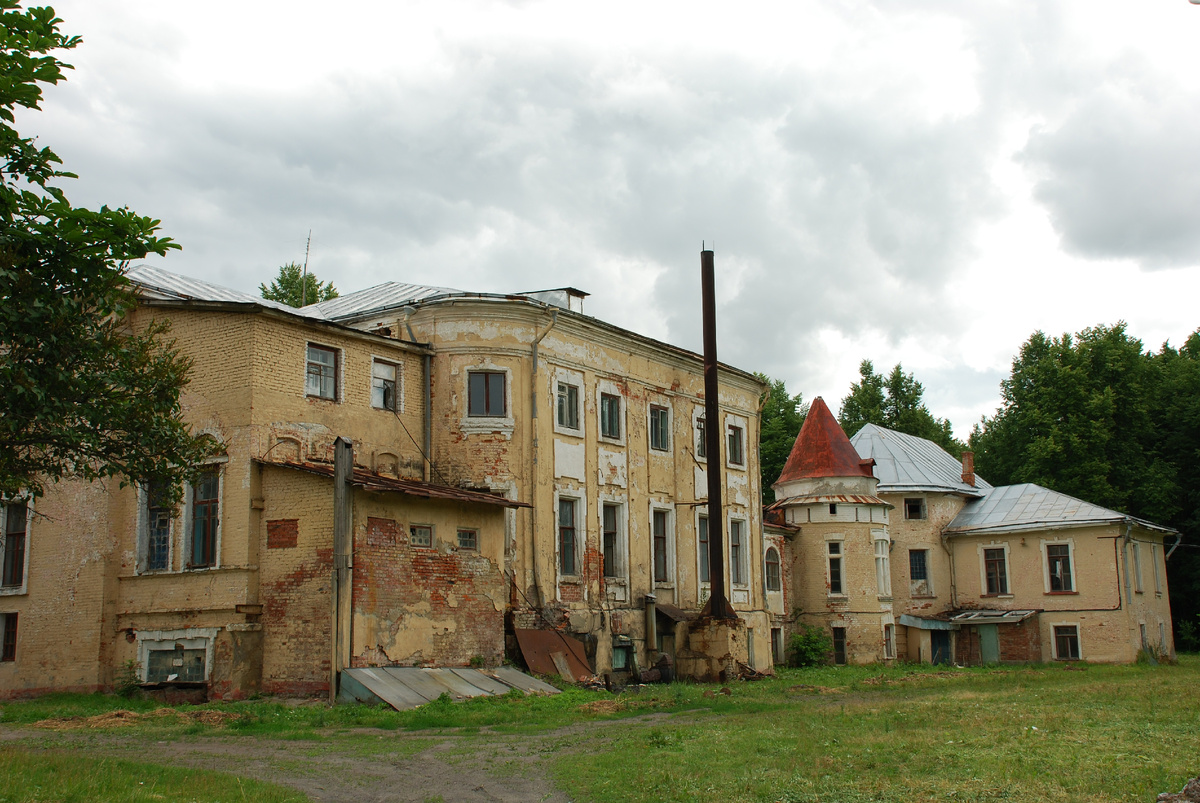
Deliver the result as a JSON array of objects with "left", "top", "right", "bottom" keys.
[{"left": 1053, "top": 625, "right": 1080, "bottom": 660}]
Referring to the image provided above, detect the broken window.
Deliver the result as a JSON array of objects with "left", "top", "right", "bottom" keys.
[
  {"left": 372, "top": 360, "right": 398, "bottom": 410},
  {"left": 832, "top": 626, "right": 847, "bottom": 665},
  {"left": 829, "top": 503, "right": 837, "bottom": 515},
  {"left": 770, "top": 627, "right": 783, "bottom": 664},
  {"left": 652, "top": 509, "right": 670, "bottom": 583},
  {"left": 558, "top": 499, "right": 577, "bottom": 575},
  {"left": 1047, "top": 543, "right": 1073, "bottom": 592},
  {"left": 2, "top": 502, "right": 28, "bottom": 589},
  {"left": 909, "top": 548, "right": 931, "bottom": 596},
  {"left": 306, "top": 344, "right": 338, "bottom": 400},
  {"left": 827, "top": 541, "right": 844, "bottom": 596},
  {"left": 600, "top": 393, "right": 621, "bottom": 439},
  {"left": 1053, "top": 625, "right": 1080, "bottom": 660},
  {"left": 729, "top": 519, "right": 746, "bottom": 586},
  {"left": 602, "top": 503, "right": 620, "bottom": 578},
  {"left": 456, "top": 529, "right": 477, "bottom": 550},
  {"left": 698, "top": 515, "right": 709, "bottom": 583},
  {"left": 1, "top": 613, "right": 15, "bottom": 661},
  {"left": 146, "top": 642, "right": 206, "bottom": 682},
  {"left": 410, "top": 524, "right": 433, "bottom": 548},
  {"left": 883, "top": 623, "right": 895, "bottom": 659},
  {"left": 468, "top": 371, "right": 506, "bottom": 417},
  {"left": 189, "top": 470, "right": 220, "bottom": 569},
  {"left": 765, "top": 547, "right": 781, "bottom": 592},
  {"left": 649, "top": 405, "right": 670, "bottom": 451},
  {"left": 727, "top": 423, "right": 744, "bottom": 466},
  {"left": 904, "top": 498, "right": 925, "bottom": 520},
  {"left": 695, "top": 415, "right": 706, "bottom": 458},
  {"left": 984, "top": 547, "right": 1008, "bottom": 595},
  {"left": 143, "top": 479, "right": 173, "bottom": 572}
]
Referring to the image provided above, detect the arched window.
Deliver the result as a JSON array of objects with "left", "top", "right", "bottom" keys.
[{"left": 765, "top": 547, "right": 781, "bottom": 592}]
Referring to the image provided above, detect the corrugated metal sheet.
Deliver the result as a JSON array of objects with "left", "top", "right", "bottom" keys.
[
  {"left": 127, "top": 265, "right": 322, "bottom": 317},
  {"left": 307, "top": 281, "right": 463, "bottom": 320},
  {"left": 945, "top": 483, "right": 1173, "bottom": 536},
  {"left": 257, "top": 460, "right": 530, "bottom": 508},
  {"left": 514, "top": 629, "right": 593, "bottom": 681},
  {"left": 339, "top": 666, "right": 559, "bottom": 711},
  {"left": 851, "top": 424, "right": 991, "bottom": 496},
  {"left": 949, "top": 609, "right": 1037, "bottom": 625}
]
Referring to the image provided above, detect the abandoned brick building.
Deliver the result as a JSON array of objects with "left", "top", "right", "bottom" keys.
[
  {"left": 0, "top": 265, "right": 777, "bottom": 699},
  {"left": 770, "top": 397, "right": 1177, "bottom": 665}
]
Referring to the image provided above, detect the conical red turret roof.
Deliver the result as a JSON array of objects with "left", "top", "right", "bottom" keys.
[{"left": 774, "top": 397, "right": 875, "bottom": 486}]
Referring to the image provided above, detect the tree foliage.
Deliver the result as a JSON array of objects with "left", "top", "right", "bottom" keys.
[
  {"left": 259, "top": 262, "right": 338, "bottom": 308},
  {"left": 757, "top": 374, "right": 807, "bottom": 502},
  {"left": 971, "top": 322, "right": 1200, "bottom": 649},
  {"left": 838, "top": 360, "right": 962, "bottom": 455},
  {"left": 0, "top": 2, "right": 213, "bottom": 499}
]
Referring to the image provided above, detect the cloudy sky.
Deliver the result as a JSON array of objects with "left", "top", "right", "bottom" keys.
[{"left": 25, "top": 0, "right": 1200, "bottom": 435}]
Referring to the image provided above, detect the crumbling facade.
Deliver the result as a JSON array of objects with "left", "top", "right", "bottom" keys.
[
  {"left": 770, "top": 399, "right": 1177, "bottom": 665},
  {"left": 1, "top": 266, "right": 772, "bottom": 699}
]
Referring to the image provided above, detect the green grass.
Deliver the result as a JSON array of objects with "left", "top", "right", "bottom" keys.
[
  {"left": 2, "top": 659, "right": 1198, "bottom": 802},
  {"left": 0, "top": 748, "right": 306, "bottom": 803}
]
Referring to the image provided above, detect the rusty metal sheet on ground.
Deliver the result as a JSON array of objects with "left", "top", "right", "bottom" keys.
[
  {"left": 449, "top": 668, "right": 512, "bottom": 695},
  {"left": 489, "top": 666, "right": 561, "bottom": 694},
  {"left": 380, "top": 667, "right": 450, "bottom": 702},
  {"left": 423, "top": 668, "right": 491, "bottom": 699},
  {"left": 514, "top": 628, "right": 592, "bottom": 681}
]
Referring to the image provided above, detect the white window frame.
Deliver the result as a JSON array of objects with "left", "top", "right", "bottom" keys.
[
  {"left": 596, "top": 379, "right": 625, "bottom": 445},
  {"left": 826, "top": 536, "right": 846, "bottom": 598},
  {"left": 555, "top": 490, "right": 585, "bottom": 580},
  {"left": 305, "top": 343, "right": 340, "bottom": 401},
  {"left": 371, "top": 357, "right": 403, "bottom": 412},
  {"left": 553, "top": 368, "right": 584, "bottom": 436},
  {"left": 883, "top": 621, "right": 896, "bottom": 659},
  {"left": 648, "top": 401, "right": 671, "bottom": 452},
  {"left": 0, "top": 500, "right": 32, "bottom": 596},
  {"left": 873, "top": 529, "right": 891, "bottom": 597},
  {"left": 183, "top": 464, "right": 225, "bottom": 571},
  {"left": 979, "top": 542, "right": 1012, "bottom": 597},
  {"left": 1050, "top": 622, "right": 1082, "bottom": 661},
  {"left": 598, "top": 497, "right": 628, "bottom": 588},
  {"left": 724, "top": 413, "right": 748, "bottom": 470},
  {"left": 650, "top": 503, "right": 675, "bottom": 586},
  {"left": 1041, "top": 538, "right": 1077, "bottom": 594},
  {"left": 137, "top": 480, "right": 175, "bottom": 574},
  {"left": 697, "top": 511, "right": 711, "bottom": 591},
  {"left": 764, "top": 545, "right": 782, "bottom": 593},
  {"left": 728, "top": 517, "right": 749, "bottom": 588},
  {"left": 461, "top": 363, "right": 514, "bottom": 434},
  {"left": 137, "top": 628, "right": 219, "bottom": 683}
]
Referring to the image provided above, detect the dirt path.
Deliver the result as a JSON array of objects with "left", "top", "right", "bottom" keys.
[{"left": 1, "top": 717, "right": 664, "bottom": 803}]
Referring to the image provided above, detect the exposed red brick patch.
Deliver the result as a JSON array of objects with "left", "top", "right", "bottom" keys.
[{"left": 266, "top": 519, "right": 299, "bottom": 549}]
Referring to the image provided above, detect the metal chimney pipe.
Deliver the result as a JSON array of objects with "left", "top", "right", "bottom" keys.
[{"left": 701, "top": 249, "right": 729, "bottom": 619}]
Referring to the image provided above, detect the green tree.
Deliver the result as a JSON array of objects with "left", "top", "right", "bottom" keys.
[
  {"left": 839, "top": 361, "right": 962, "bottom": 455},
  {"left": 756, "top": 373, "right": 807, "bottom": 502},
  {"left": 259, "top": 262, "right": 338, "bottom": 308},
  {"left": 0, "top": 2, "right": 213, "bottom": 500}
]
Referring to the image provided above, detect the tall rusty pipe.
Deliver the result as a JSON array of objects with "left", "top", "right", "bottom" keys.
[{"left": 702, "top": 250, "right": 729, "bottom": 619}]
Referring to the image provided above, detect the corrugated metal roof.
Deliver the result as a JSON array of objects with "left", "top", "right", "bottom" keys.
[
  {"left": 307, "top": 281, "right": 464, "bottom": 320},
  {"left": 945, "top": 483, "right": 1173, "bottom": 535},
  {"left": 949, "top": 609, "right": 1037, "bottom": 625},
  {"left": 257, "top": 460, "right": 529, "bottom": 508},
  {"left": 127, "top": 265, "right": 321, "bottom": 317},
  {"left": 850, "top": 424, "right": 990, "bottom": 496}
]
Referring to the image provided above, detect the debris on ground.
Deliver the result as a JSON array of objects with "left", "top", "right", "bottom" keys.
[
  {"left": 736, "top": 661, "right": 770, "bottom": 681},
  {"left": 788, "top": 684, "right": 841, "bottom": 694},
  {"left": 33, "top": 708, "right": 244, "bottom": 730},
  {"left": 1158, "top": 776, "right": 1200, "bottom": 802}
]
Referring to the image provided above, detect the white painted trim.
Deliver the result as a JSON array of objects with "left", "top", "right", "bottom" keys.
[
  {"left": 137, "top": 627, "right": 220, "bottom": 682},
  {"left": 1039, "top": 537, "right": 1077, "bottom": 594},
  {"left": 552, "top": 366, "right": 585, "bottom": 438}
]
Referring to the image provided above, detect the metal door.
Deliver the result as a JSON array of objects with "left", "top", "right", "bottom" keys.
[{"left": 979, "top": 624, "right": 1000, "bottom": 664}]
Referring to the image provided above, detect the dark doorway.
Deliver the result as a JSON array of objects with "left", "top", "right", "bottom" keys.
[{"left": 931, "top": 630, "right": 952, "bottom": 665}]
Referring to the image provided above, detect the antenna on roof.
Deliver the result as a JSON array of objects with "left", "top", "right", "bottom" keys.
[{"left": 301, "top": 230, "right": 312, "bottom": 307}]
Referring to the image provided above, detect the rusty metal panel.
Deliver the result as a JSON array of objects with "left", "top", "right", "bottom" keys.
[{"left": 514, "top": 628, "right": 592, "bottom": 681}]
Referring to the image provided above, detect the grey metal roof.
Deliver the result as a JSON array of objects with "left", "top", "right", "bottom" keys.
[
  {"left": 127, "top": 265, "right": 324, "bottom": 318},
  {"left": 945, "top": 483, "right": 1175, "bottom": 536},
  {"left": 850, "top": 424, "right": 990, "bottom": 496},
  {"left": 949, "top": 609, "right": 1037, "bottom": 625},
  {"left": 307, "top": 281, "right": 464, "bottom": 321}
]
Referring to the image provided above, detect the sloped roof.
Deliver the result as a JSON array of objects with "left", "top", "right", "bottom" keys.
[
  {"left": 850, "top": 424, "right": 990, "bottom": 497},
  {"left": 945, "top": 483, "right": 1173, "bottom": 536},
  {"left": 127, "top": 265, "right": 318, "bottom": 317},
  {"left": 307, "top": 281, "right": 463, "bottom": 321},
  {"left": 774, "top": 397, "right": 874, "bottom": 486}
]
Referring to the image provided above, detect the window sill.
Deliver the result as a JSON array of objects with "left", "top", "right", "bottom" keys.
[
  {"left": 0, "top": 586, "right": 27, "bottom": 596},
  {"left": 649, "top": 447, "right": 670, "bottom": 454},
  {"left": 654, "top": 582, "right": 675, "bottom": 590},
  {"left": 1044, "top": 591, "right": 1078, "bottom": 596},
  {"left": 981, "top": 594, "right": 1014, "bottom": 599},
  {"left": 911, "top": 594, "right": 937, "bottom": 599},
  {"left": 598, "top": 435, "right": 626, "bottom": 447},
  {"left": 460, "top": 416, "right": 515, "bottom": 436},
  {"left": 553, "top": 425, "right": 585, "bottom": 439},
  {"left": 305, "top": 394, "right": 339, "bottom": 403}
]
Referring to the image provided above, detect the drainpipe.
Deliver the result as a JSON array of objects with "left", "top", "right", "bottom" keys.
[
  {"left": 940, "top": 531, "right": 957, "bottom": 609},
  {"left": 423, "top": 353, "right": 432, "bottom": 482},
  {"left": 644, "top": 593, "right": 658, "bottom": 665},
  {"left": 330, "top": 437, "right": 354, "bottom": 704},
  {"left": 529, "top": 309, "right": 559, "bottom": 608},
  {"left": 1166, "top": 532, "right": 1182, "bottom": 561}
]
